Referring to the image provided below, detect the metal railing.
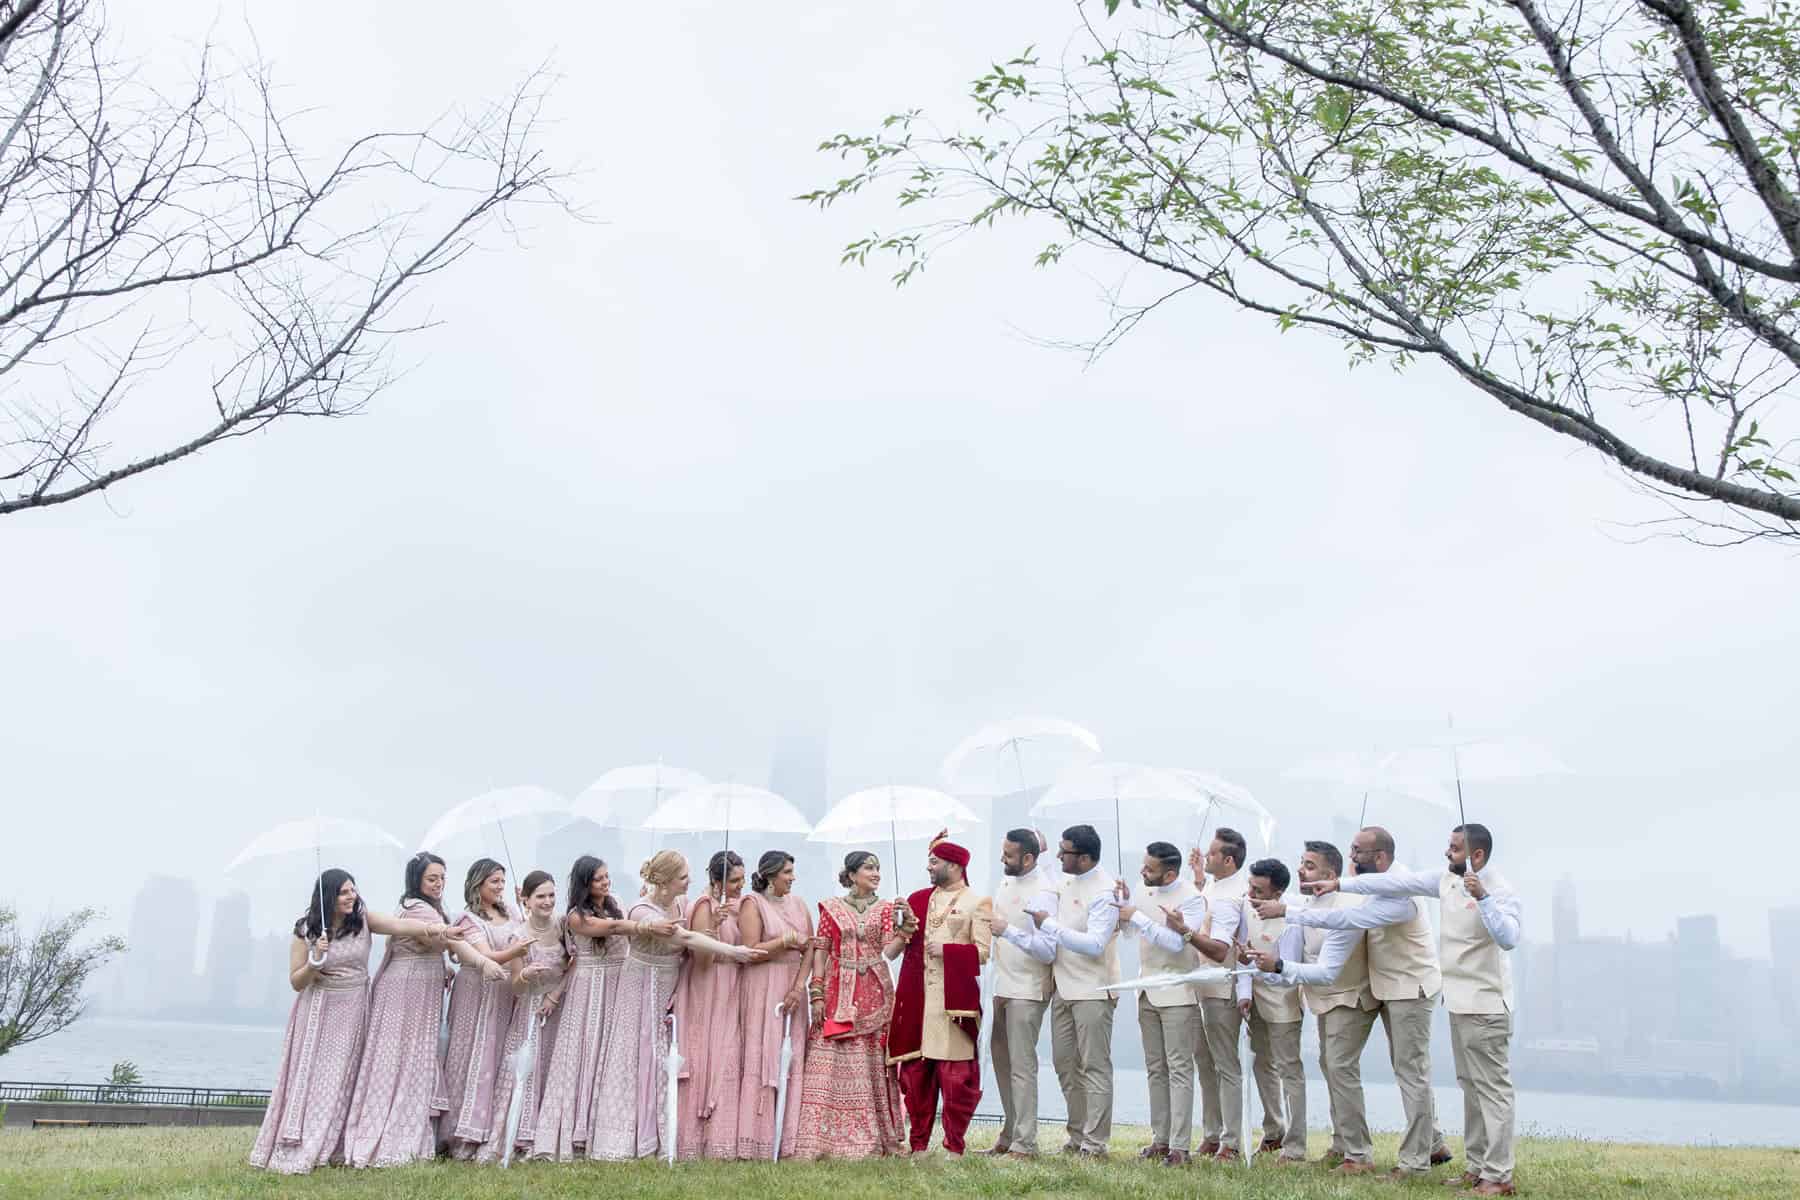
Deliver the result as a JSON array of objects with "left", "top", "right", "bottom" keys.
[{"left": 0, "top": 1081, "right": 269, "bottom": 1108}]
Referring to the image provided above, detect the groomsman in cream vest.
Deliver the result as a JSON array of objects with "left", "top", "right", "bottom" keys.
[
  {"left": 1171, "top": 827, "right": 1250, "bottom": 1161},
  {"left": 1252, "top": 826, "right": 1452, "bottom": 1179},
  {"left": 1236, "top": 858, "right": 1307, "bottom": 1163},
  {"left": 1310, "top": 823, "right": 1521, "bottom": 1196},
  {"left": 1243, "top": 839, "right": 1384, "bottom": 1173},
  {"left": 1023, "top": 824, "right": 1120, "bottom": 1158},
  {"left": 1114, "top": 842, "right": 1205, "bottom": 1165},
  {"left": 983, "top": 829, "right": 1058, "bottom": 1159}
]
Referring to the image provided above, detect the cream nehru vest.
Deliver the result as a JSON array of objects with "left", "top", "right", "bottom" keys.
[
  {"left": 1364, "top": 881, "right": 1442, "bottom": 1003},
  {"left": 992, "top": 866, "right": 1054, "bottom": 1002},
  {"left": 1300, "top": 892, "right": 1377, "bottom": 1015},
  {"left": 1241, "top": 904, "right": 1304, "bottom": 1022},
  {"left": 1195, "top": 870, "right": 1247, "bottom": 1000},
  {"left": 1135, "top": 878, "right": 1201, "bottom": 1008},
  {"left": 1439, "top": 868, "right": 1513, "bottom": 1014},
  {"left": 1052, "top": 867, "right": 1121, "bottom": 1002}
]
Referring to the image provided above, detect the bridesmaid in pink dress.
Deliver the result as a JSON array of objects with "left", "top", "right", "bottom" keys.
[
  {"left": 674, "top": 850, "right": 747, "bottom": 1160},
  {"left": 343, "top": 852, "right": 499, "bottom": 1168},
  {"left": 250, "top": 868, "right": 459, "bottom": 1175},
  {"left": 589, "top": 850, "right": 761, "bottom": 1161},
  {"left": 528, "top": 856, "right": 631, "bottom": 1161},
  {"left": 440, "top": 858, "right": 530, "bottom": 1159},
  {"left": 790, "top": 851, "right": 910, "bottom": 1160},
  {"left": 474, "top": 869, "right": 569, "bottom": 1164},
  {"left": 735, "top": 849, "right": 815, "bottom": 1160}
]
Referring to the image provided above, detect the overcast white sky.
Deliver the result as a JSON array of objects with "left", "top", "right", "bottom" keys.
[{"left": 4, "top": 2, "right": 1796, "bottom": 958}]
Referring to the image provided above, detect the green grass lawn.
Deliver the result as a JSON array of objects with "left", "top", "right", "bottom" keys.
[{"left": 2, "top": 1123, "right": 1796, "bottom": 1199}]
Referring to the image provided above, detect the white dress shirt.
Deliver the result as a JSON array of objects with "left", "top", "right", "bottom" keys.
[
  {"left": 1128, "top": 878, "right": 1208, "bottom": 954},
  {"left": 1040, "top": 864, "right": 1120, "bottom": 958},
  {"left": 1338, "top": 865, "right": 1522, "bottom": 949}
]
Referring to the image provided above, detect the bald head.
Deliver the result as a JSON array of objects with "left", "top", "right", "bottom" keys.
[{"left": 1349, "top": 825, "right": 1397, "bottom": 875}]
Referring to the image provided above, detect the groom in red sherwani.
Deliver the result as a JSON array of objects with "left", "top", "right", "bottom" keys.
[{"left": 886, "top": 833, "right": 994, "bottom": 1156}]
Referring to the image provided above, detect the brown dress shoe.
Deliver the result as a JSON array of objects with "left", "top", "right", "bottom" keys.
[
  {"left": 1431, "top": 1148, "right": 1455, "bottom": 1166},
  {"left": 1333, "top": 1161, "right": 1379, "bottom": 1176},
  {"left": 1213, "top": 1147, "right": 1243, "bottom": 1163},
  {"left": 1138, "top": 1144, "right": 1170, "bottom": 1161},
  {"left": 1162, "top": 1149, "right": 1191, "bottom": 1167},
  {"left": 1471, "top": 1182, "right": 1517, "bottom": 1196},
  {"left": 1446, "top": 1172, "right": 1482, "bottom": 1189},
  {"left": 981, "top": 1143, "right": 1012, "bottom": 1157},
  {"left": 1005, "top": 1150, "right": 1036, "bottom": 1162},
  {"left": 1259, "top": 1137, "right": 1284, "bottom": 1155},
  {"left": 1196, "top": 1140, "right": 1221, "bottom": 1157},
  {"left": 1320, "top": 1150, "right": 1347, "bottom": 1169}
]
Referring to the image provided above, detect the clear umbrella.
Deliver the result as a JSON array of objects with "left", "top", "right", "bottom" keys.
[
  {"left": 225, "top": 814, "right": 408, "bottom": 963},
  {"left": 1168, "top": 768, "right": 1278, "bottom": 853},
  {"left": 940, "top": 716, "right": 1102, "bottom": 797},
  {"left": 418, "top": 785, "right": 569, "bottom": 880},
  {"left": 1381, "top": 733, "right": 1570, "bottom": 826},
  {"left": 1283, "top": 749, "right": 1455, "bottom": 825},
  {"left": 1033, "top": 761, "right": 1200, "bottom": 876},
  {"left": 807, "top": 785, "right": 981, "bottom": 895},
  {"left": 642, "top": 782, "right": 813, "bottom": 847},
  {"left": 571, "top": 763, "right": 709, "bottom": 830}
]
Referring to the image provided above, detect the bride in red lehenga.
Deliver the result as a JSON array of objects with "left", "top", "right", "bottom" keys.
[{"left": 788, "top": 851, "right": 913, "bottom": 1160}]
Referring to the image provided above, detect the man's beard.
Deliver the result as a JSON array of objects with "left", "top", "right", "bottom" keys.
[
  {"left": 1002, "top": 862, "right": 1023, "bottom": 877},
  {"left": 1449, "top": 860, "right": 1468, "bottom": 876}
]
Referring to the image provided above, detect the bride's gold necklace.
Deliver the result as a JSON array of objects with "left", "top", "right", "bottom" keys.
[{"left": 843, "top": 890, "right": 878, "bottom": 914}]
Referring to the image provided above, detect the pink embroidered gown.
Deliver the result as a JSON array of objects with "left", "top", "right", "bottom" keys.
[
  {"left": 673, "top": 894, "right": 745, "bottom": 1161},
  {"left": 734, "top": 889, "right": 813, "bottom": 1160},
  {"left": 249, "top": 927, "right": 371, "bottom": 1174},
  {"left": 528, "top": 921, "right": 625, "bottom": 1160},
  {"left": 790, "top": 896, "right": 906, "bottom": 1159},
  {"left": 439, "top": 911, "right": 518, "bottom": 1159},
  {"left": 472, "top": 930, "right": 566, "bottom": 1163},
  {"left": 587, "top": 898, "right": 688, "bottom": 1161},
  {"left": 343, "top": 900, "right": 452, "bottom": 1168}
]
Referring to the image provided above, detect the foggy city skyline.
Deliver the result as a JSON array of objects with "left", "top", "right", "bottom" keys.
[{"left": 4, "top": 0, "right": 1798, "bottom": 1062}]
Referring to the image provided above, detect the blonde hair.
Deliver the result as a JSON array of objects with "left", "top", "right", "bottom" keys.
[{"left": 639, "top": 850, "right": 687, "bottom": 890}]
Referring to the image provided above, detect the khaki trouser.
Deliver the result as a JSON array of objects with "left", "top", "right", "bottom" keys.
[
  {"left": 990, "top": 996, "right": 1049, "bottom": 1154},
  {"left": 1193, "top": 996, "right": 1244, "bottom": 1151},
  {"left": 1321, "top": 1003, "right": 1378, "bottom": 1164},
  {"left": 1136, "top": 995, "right": 1197, "bottom": 1151},
  {"left": 1451, "top": 1011, "right": 1515, "bottom": 1183},
  {"left": 1246, "top": 1008, "right": 1306, "bottom": 1159},
  {"left": 1050, "top": 995, "right": 1115, "bottom": 1153},
  {"left": 1380, "top": 996, "right": 1441, "bottom": 1173}
]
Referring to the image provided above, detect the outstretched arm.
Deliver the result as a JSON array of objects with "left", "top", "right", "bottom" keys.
[
  {"left": 1337, "top": 867, "right": 1440, "bottom": 899},
  {"left": 1289, "top": 894, "right": 1420, "bottom": 930}
]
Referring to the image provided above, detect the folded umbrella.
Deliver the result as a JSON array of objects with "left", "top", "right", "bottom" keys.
[
  {"left": 769, "top": 1007, "right": 795, "bottom": 1162},
  {"left": 664, "top": 1012, "right": 683, "bottom": 1166}
]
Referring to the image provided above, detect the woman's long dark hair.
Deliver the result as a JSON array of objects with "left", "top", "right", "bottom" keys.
[
  {"left": 463, "top": 857, "right": 508, "bottom": 921},
  {"left": 295, "top": 868, "right": 365, "bottom": 941},
  {"left": 751, "top": 850, "right": 793, "bottom": 894},
  {"left": 401, "top": 851, "right": 448, "bottom": 921},
  {"left": 567, "top": 855, "right": 623, "bottom": 944}
]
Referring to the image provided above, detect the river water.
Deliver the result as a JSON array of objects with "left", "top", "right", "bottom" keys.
[{"left": 6, "top": 1017, "right": 1796, "bottom": 1148}]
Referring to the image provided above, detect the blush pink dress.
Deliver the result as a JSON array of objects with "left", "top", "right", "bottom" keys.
[
  {"left": 735, "top": 889, "right": 813, "bottom": 1160},
  {"left": 472, "top": 930, "right": 567, "bottom": 1163},
  {"left": 587, "top": 898, "right": 688, "bottom": 1161},
  {"left": 528, "top": 919, "right": 625, "bottom": 1160},
  {"left": 439, "top": 910, "right": 518, "bottom": 1158},
  {"left": 673, "top": 894, "right": 745, "bottom": 1161},
  {"left": 249, "top": 927, "right": 371, "bottom": 1174},
  {"left": 342, "top": 900, "right": 452, "bottom": 1168}
]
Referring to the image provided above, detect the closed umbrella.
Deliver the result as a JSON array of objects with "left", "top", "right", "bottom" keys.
[
  {"left": 769, "top": 1007, "right": 796, "bottom": 1161},
  {"left": 664, "top": 1013, "right": 683, "bottom": 1166}
]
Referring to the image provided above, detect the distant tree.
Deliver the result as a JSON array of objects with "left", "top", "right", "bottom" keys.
[
  {"left": 0, "top": 0, "right": 567, "bottom": 517},
  {"left": 804, "top": 0, "right": 1800, "bottom": 542},
  {"left": 0, "top": 904, "right": 126, "bottom": 1058}
]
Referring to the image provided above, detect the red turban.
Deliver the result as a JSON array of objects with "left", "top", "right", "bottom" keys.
[{"left": 929, "top": 839, "right": 970, "bottom": 868}]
